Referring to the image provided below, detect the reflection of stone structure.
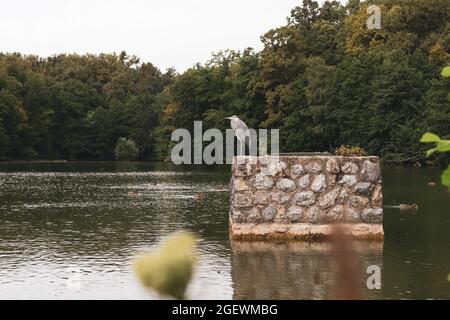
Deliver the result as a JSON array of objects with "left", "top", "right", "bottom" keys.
[
  {"left": 231, "top": 240, "right": 383, "bottom": 299},
  {"left": 230, "top": 155, "right": 383, "bottom": 240}
]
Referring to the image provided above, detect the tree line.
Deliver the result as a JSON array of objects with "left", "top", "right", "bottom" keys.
[{"left": 0, "top": 0, "right": 449, "bottom": 164}]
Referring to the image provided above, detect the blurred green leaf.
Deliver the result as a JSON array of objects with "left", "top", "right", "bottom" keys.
[
  {"left": 426, "top": 148, "right": 438, "bottom": 157},
  {"left": 436, "top": 141, "right": 450, "bottom": 153},
  {"left": 134, "top": 232, "right": 197, "bottom": 299},
  {"left": 442, "top": 66, "right": 450, "bottom": 78},
  {"left": 421, "top": 133, "right": 450, "bottom": 157},
  {"left": 442, "top": 165, "right": 450, "bottom": 191},
  {"left": 420, "top": 132, "right": 441, "bottom": 143}
]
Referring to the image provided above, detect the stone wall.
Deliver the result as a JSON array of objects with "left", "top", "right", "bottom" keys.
[{"left": 229, "top": 155, "right": 384, "bottom": 240}]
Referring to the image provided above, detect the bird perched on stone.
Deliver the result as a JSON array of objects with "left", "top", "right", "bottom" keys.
[{"left": 226, "top": 115, "right": 251, "bottom": 155}]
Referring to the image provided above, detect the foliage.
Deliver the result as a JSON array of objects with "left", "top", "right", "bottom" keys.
[
  {"left": 334, "top": 145, "right": 368, "bottom": 157},
  {"left": 442, "top": 67, "right": 450, "bottom": 78},
  {"left": 420, "top": 133, "right": 450, "bottom": 156},
  {"left": 153, "top": 0, "right": 450, "bottom": 164},
  {"left": 114, "top": 137, "right": 139, "bottom": 161},
  {"left": 420, "top": 133, "right": 450, "bottom": 190},
  {"left": 0, "top": 51, "right": 172, "bottom": 160},
  {"left": 0, "top": 1, "right": 449, "bottom": 164},
  {"left": 420, "top": 66, "right": 450, "bottom": 190},
  {"left": 133, "top": 232, "right": 197, "bottom": 299}
]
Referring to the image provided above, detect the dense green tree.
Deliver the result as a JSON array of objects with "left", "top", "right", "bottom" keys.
[
  {"left": 0, "top": 1, "right": 449, "bottom": 165},
  {"left": 115, "top": 137, "right": 139, "bottom": 161},
  {"left": 153, "top": 0, "right": 448, "bottom": 164},
  {"left": 0, "top": 51, "right": 172, "bottom": 160}
]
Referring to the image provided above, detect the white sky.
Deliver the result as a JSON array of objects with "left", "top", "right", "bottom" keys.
[{"left": 0, "top": 0, "right": 344, "bottom": 72}]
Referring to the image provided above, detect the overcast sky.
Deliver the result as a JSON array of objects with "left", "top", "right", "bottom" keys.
[{"left": 0, "top": 0, "right": 344, "bottom": 72}]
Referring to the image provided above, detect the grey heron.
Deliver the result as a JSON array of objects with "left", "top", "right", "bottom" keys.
[{"left": 226, "top": 115, "right": 251, "bottom": 155}]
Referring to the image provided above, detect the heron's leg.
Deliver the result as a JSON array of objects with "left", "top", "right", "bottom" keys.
[{"left": 237, "top": 137, "right": 243, "bottom": 156}]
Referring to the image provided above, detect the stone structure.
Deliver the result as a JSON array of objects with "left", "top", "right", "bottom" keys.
[{"left": 229, "top": 155, "right": 383, "bottom": 240}]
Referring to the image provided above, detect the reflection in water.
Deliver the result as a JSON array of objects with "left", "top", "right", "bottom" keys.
[
  {"left": 0, "top": 162, "right": 449, "bottom": 299},
  {"left": 231, "top": 240, "right": 384, "bottom": 300},
  {"left": 0, "top": 162, "right": 233, "bottom": 299}
]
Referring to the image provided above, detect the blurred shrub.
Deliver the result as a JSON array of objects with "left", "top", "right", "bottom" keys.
[{"left": 133, "top": 232, "right": 197, "bottom": 299}]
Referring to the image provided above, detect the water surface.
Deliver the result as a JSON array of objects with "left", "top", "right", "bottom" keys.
[{"left": 0, "top": 162, "right": 448, "bottom": 299}]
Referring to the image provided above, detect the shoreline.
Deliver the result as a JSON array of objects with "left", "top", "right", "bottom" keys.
[{"left": 0, "top": 159, "right": 446, "bottom": 169}]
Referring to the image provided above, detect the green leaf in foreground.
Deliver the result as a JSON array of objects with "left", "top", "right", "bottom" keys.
[
  {"left": 441, "top": 66, "right": 450, "bottom": 78},
  {"left": 426, "top": 148, "right": 438, "bottom": 157},
  {"left": 436, "top": 141, "right": 450, "bottom": 153},
  {"left": 420, "top": 132, "right": 441, "bottom": 143},
  {"left": 441, "top": 165, "right": 450, "bottom": 191},
  {"left": 133, "top": 232, "right": 197, "bottom": 299}
]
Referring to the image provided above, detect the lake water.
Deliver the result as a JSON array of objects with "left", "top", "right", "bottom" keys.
[{"left": 0, "top": 162, "right": 448, "bottom": 299}]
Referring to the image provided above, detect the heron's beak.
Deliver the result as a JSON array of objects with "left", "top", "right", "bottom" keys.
[{"left": 225, "top": 117, "right": 232, "bottom": 120}]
